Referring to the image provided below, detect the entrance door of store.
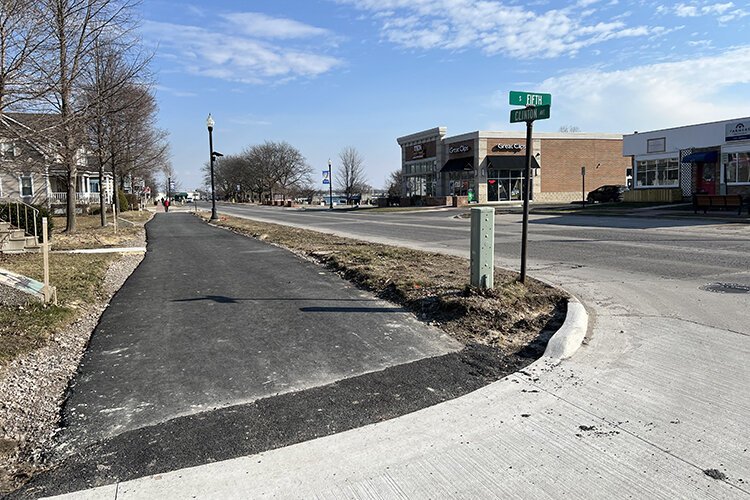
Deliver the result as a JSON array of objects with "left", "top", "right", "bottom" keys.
[
  {"left": 697, "top": 163, "right": 716, "bottom": 194},
  {"left": 488, "top": 179, "right": 498, "bottom": 202}
]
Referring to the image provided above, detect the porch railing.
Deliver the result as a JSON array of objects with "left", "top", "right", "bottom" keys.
[
  {"left": 51, "top": 192, "right": 111, "bottom": 204},
  {"left": 0, "top": 198, "right": 40, "bottom": 242}
]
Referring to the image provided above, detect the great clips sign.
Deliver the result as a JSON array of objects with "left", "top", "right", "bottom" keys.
[
  {"left": 726, "top": 121, "right": 750, "bottom": 142},
  {"left": 447, "top": 140, "right": 473, "bottom": 157}
]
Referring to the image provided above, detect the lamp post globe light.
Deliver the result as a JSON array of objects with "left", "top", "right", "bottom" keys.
[
  {"left": 328, "top": 158, "right": 333, "bottom": 210},
  {"left": 206, "top": 114, "right": 219, "bottom": 222}
]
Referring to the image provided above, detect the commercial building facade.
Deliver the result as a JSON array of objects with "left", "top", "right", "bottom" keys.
[
  {"left": 397, "top": 127, "right": 630, "bottom": 205},
  {"left": 623, "top": 117, "right": 750, "bottom": 199}
]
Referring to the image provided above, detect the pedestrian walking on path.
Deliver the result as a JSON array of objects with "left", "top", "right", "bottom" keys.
[{"left": 164, "top": 198, "right": 170, "bottom": 212}]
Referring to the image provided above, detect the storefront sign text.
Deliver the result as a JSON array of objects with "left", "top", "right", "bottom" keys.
[
  {"left": 493, "top": 143, "right": 525, "bottom": 152},
  {"left": 449, "top": 144, "right": 471, "bottom": 154},
  {"left": 726, "top": 121, "right": 750, "bottom": 142}
]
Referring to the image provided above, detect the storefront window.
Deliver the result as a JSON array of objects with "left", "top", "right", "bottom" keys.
[
  {"left": 487, "top": 168, "right": 528, "bottom": 201},
  {"left": 635, "top": 158, "right": 678, "bottom": 187},
  {"left": 404, "top": 174, "right": 436, "bottom": 197},
  {"left": 727, "top": 152, "right": 750, "bottom": 184},
  {"left": 448, "top": 171, "right": 474, "bottom": 196}
]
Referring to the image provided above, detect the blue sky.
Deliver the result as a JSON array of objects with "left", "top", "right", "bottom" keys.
[{"left": 141, "top": 0, "right": 750, "bottom": 189}]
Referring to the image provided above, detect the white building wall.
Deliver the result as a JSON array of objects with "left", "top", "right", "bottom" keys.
[{"left": 623, "top": 117, "right": 750, "bottom": 156}]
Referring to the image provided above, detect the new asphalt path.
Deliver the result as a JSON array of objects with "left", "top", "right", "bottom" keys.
[{"left": 52, "top": 213, "right": 460, "bottom": 460}]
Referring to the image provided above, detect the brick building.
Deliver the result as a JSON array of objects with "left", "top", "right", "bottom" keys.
[{"left": 397, "top": 127, "right": 631, "bottom": 204}]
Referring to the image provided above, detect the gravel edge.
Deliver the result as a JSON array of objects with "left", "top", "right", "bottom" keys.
[{"left": 0, "top": 226, "right": 147, "bottom": 492}]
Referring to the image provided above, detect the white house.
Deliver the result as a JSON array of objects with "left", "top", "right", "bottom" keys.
[{"left": 0, "top": 113, "right": 113, "bottom": 212}]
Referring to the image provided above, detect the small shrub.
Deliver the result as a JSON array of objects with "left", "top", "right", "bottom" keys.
[
  {"left": 125, "top": 193, "right": 139, "bottom": 210},
  {"left": 117, "top": 190, "right": 130, "bottom": 212}
]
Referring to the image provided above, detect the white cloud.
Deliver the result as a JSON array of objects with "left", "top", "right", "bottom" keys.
[
  {"left": 538, "top": 46, "right": 750, "bottom": 132},
  {"left": 673, "top": 2, "right": 747, "bottom": 22},
  {"left": 222, "top": 13, "right": 330, "bottom": 39},
  {"left": 336, "top": 0, "right": 661, "bottom": 58},
  {"left": 155, "top": 85, "right": 198, "bottom": 98},
  {"left": 143, "top": 20, "right": 342, "bottom": 84}
]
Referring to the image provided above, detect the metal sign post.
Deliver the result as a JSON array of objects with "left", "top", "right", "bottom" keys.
[
  {"left": 509, "top": 91, "right": 552, "bottom": 284},
  {"left": 327, "top": 160, "right": 333, "bottom": 210},
  {"left": 519, "top": 119, "right": 533, "bottom": 284},
  {"left": 581, "top": 166, "right": 586, "bottom": 207}
]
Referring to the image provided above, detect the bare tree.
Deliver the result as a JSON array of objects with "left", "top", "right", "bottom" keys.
[
  {"left": 34, "top": 0, "right": 140, "bottom": 232},
  {"left": 0, "top": 0, "right": 47, "bottom": 112},
  {"left": 272, "top": 141, "right": 311, "bottom": 201},
  {"left": 162, "top": 162, "right": 178, "bottom": 195},
  {"left": 204, "top": 153, "right": 244, "bottom": 200},
  {"left": 386, "top": 169, "right": 402, "bottom": 198},
  {"left": 84, "top": 40, "right": 156, "bottom": 224},
  {"left": 336, "top": 146, "right": 367, "bottom": 204},
  {"left": 244, "top": 141, "right": 310, "bottom": 202}
]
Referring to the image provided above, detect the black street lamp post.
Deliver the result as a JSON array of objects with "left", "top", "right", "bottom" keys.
[
  {"left": 328, "top": 158, "right": 333, "bottom": 210},
  {"left": 206, "top": 114, "right": 220, "bottom": 222}
]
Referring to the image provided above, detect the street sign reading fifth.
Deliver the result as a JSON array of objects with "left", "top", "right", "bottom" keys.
[
  {"left": 509, "top": 91, "right": 552, "bottom": 107},
  {"left": 510, "top": 105, "right": 551, "bottom": 123}
]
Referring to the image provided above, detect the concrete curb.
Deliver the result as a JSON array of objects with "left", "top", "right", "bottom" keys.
[
  {"left": 51, "top": 247, "right": 146, "bottom": 254},
  {"left": 542, "top": 297, "right": 588, "bottom": 361}
]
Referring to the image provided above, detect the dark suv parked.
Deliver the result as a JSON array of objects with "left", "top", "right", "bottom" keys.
[{"left": 586, "top": 185, "right": 627, "bottom": 203}]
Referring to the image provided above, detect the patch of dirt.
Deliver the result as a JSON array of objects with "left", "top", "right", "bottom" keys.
[
  {"left": 703, "top": 468, "right": 728, "bottom": 481},
  {"left": 51, "top": 212, "right": 149, "bottom": 250}
]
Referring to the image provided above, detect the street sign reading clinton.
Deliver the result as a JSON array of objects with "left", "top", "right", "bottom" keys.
[
  {"left": 509, "top": 91, "right": 552, "bottom": 107},
  {"left": 510, "top": 105, "right": 551, "bottom": 123}
]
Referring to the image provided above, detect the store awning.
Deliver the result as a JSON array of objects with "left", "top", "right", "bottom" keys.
[
  {"left": 486, "top": 155, "right": 540, "bottom": 170},
  {"left": 682, "top": 151, "right": 718, "bottom": 163},
  {"left": 441, "top": 158, "right": 474, "bottom": 172}
]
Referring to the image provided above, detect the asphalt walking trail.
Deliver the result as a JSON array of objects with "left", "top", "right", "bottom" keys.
[
  {"left": 15, "top": 213, "right": 465, "bottom": 495},
  {"left": 63, "top": 213, "right": 461, "bottom": 447}
]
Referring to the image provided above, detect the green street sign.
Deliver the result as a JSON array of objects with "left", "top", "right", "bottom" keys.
[
  {"left": 510, "top": 105, "right": 551, "bottom": 123},
  {"left": 509, "top": 91, "right": 552, "bottom": 107}
]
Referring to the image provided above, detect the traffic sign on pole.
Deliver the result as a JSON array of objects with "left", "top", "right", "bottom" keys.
[
  {"left": 510, "top": 105, "right": 551, "bottom": 123},
  {"left": 509, "top": 91, "right": 552, "bottom": 107}
]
